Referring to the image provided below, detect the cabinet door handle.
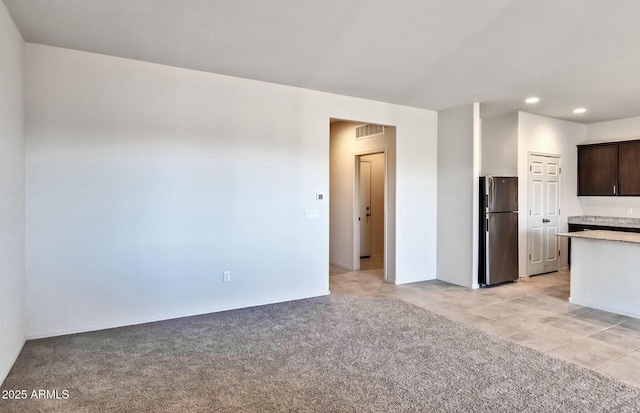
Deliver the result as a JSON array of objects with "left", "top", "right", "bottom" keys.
[{"left": 614, "top": 185, "right": 616, "bottom": 194}]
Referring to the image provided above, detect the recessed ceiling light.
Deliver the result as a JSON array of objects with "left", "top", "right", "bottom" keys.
[
  {"left": 525, "top": 97, "right": 539, "bottom": 104},
  {"left": 573, "top": 108, "right": 587, "bottom": 114}
]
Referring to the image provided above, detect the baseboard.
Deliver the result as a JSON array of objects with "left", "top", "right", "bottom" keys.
[
  {"left": 395, "top": 274, "right": 436, "bottom": 285},
  {"left": 27, "top": 290, "right": 330, "bottom": 340},
  {"left": 568, "top": 298, "right": 640, "bottom": 319},
  {"left": 329, "top": 261, "right": 354, "bottom": 271},
  {"left": 435, "top": 275, "right": 473, "bottom": 288},
  {"left": 0, "top": 338, "right": 26, "bottom": 386}
]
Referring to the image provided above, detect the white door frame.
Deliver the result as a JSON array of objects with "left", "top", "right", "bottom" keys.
[
  {"left": 526, "top": 152, "right": 561, "bottom": 276},
  {"left": 353, "top": 149, "right": 388, "bottom": 281}
]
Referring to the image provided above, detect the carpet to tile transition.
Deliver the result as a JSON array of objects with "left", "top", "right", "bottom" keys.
[{"left": 2, "top": 295, "right": 640, "bottom": 412}]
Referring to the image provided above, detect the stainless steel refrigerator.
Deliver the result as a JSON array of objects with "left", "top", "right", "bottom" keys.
[{"left": 479, "top": 176, "right": 519, "bottom": 286}]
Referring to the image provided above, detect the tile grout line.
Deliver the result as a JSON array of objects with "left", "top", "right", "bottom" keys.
[
  {"left": 522, "top": 320, "right": 626, "bottom": 355},
  {"left": 590, "top": 342, "right": 640, "bottom": 371}
]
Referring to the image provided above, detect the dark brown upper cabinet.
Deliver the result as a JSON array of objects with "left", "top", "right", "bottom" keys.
[
  {"left": 577, "top": 143, "right": 618, "bottom": 196},
  {"left": 618, "top": 141, "right": 640, "bottom": 195}
]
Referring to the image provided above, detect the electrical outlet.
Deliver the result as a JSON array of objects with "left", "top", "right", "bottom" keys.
[
  {"left": 223, "top": 271, "right": 231, "bottom": 282},
  {"left": 627, "top": 207, "right": 633, "bottom": 215}
]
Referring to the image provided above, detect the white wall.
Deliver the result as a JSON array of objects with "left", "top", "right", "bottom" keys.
[
  {"left": 394, "top": 108, "right": 439, "bottom": 284},
  {"left": 481, "top": 112, "right": 518, "bottom": 176},
  {"left": 517, "top": 112, "right": 586, "bottom": 272},
  {"left": 437, "top": 103, "right": 480, "bottom": 288},
  {"left": 25, "top": 44, "right": 438, "bottom": 338},
  {"left": 581, "top": 116, "right": 640, "bottom": 217},
  {"left": 0, "top": 2, "right": 25, "bottom": 385},
  {"left": 330, "top": 123, "right": 393, "bottom": 275}
]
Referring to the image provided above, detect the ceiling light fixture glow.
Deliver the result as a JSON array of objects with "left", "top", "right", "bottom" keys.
[
  {"left": 525, "top": 97, "right": 539, "bottom": 104},
  {"left": 573, "top": 108, "right": 587, "bottom": 114}
]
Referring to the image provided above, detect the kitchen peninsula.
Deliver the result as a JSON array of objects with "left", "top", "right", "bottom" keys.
[{"left": 557, "top": 228, "right": 640, "bottom": 319}]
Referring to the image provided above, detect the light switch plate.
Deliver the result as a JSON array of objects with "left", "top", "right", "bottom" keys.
[{"left": 305, "top": 210, "right": 319, "bottom": 220}]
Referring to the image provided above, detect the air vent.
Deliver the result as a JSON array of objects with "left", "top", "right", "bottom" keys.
[{"left": 355, "top": 124, "right": 384, "bottom": 140}]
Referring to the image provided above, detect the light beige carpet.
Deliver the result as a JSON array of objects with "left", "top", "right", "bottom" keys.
[{"left": 2, "top": 295, "right": 640, "bottom": 412}]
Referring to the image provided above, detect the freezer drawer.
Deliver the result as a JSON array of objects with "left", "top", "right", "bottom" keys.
[{"left": 483, "top": 212, "right": 519, "bottom": 285}]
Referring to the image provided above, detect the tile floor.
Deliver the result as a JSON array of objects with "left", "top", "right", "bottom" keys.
[{"left": 330, "top": 258, "right": 640, "bottom": 388}]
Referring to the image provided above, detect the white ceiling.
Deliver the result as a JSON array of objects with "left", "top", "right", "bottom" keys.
[{"left": 4, "top": 0, "right": 640, "bottom": 123}]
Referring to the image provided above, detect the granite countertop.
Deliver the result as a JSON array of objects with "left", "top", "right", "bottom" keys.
[
  {"left": 567, "top": 215, "right": 640, "bottom": 229},
  {"left": 557, "top": 230, "right": 640, "bottom": 244}
]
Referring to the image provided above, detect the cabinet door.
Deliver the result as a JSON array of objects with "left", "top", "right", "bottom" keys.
[
  {"left": 619, "top": 141, "right": 640, "bottom": 195},
  {"left": 577, "top": 144, "right": 618, "bottom": 196}
]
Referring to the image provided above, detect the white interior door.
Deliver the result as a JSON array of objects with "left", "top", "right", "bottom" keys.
[
  {"left": 527, "top": 154, "right": 560, "bottom": 275},
  {"left": 359, "top": 160, "right": 371, "bottom": 258}
]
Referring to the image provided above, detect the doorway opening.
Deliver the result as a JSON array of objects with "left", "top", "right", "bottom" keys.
[
  {"left": 328, "top": 119, "right": 396, "bottom": 288},
  {"left": 356, "top": 153, "right": 385, "bottom": 272}
]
